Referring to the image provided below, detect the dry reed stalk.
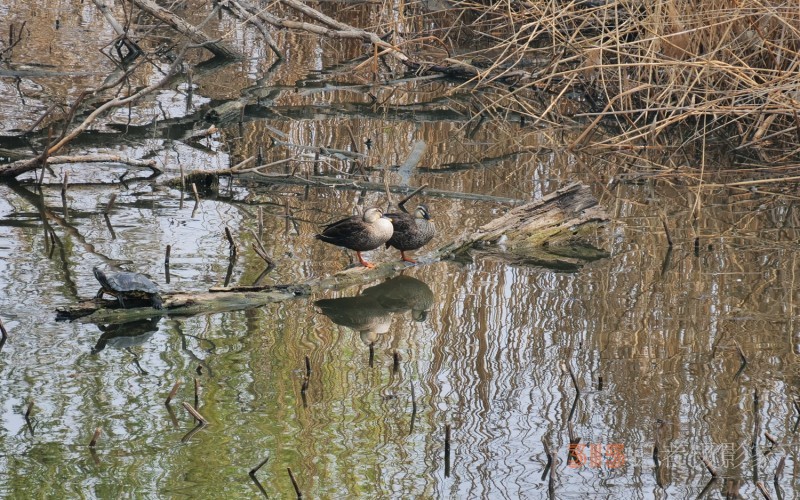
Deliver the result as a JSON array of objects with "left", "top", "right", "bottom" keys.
[{"left": 436, "top": 0, "right": 800, "bottom": 167}]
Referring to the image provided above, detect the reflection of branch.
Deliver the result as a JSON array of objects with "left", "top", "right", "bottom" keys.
[
  {"left": 7, "top": 180, "right": 119, "bottom": 299},
  {"left": 0, "top": 48, "right": 187, "bottom": 179}
]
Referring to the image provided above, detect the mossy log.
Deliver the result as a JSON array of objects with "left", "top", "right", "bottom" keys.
[{"left": 55, "top": 182, "right": 608, "bottom": 323}]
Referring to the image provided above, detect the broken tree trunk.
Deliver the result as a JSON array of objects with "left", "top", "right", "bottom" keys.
[{"left": 55, "top": 182, "right": 608, "bottom": 323}]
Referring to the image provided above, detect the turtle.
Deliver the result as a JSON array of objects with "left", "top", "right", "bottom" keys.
[
  {"left": 315, "top": 207, "right": 394, "bottom": 268},
  {"left": 384, "top": 204, "right": 435, "bottom": 263},
  {"left": 93, "top": 266, "right": 163, "bottom": 309}
]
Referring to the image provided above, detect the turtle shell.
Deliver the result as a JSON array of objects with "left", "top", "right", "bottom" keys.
[
  {"left": 93, "top": 266, "right": 163, "bottom": 309},
  {"left": 101, "top": 269, "right": 160, "bottom": 294}
]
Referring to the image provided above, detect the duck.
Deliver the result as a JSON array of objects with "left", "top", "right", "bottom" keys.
[
  {"left": 384, "top": 204, "right": 435, "bottom": 263},
  {"left": 315, "top": 207, "right": 394, "bottom": 268}
]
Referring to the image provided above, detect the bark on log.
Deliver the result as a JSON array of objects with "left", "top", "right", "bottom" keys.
[{"left": 55, "top": 182, "right": 608, "bottom": 323}]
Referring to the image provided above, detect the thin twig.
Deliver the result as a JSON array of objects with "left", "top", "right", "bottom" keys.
[
  {"left": 699, "top": 455, "right": 718, "bottom": 478},
  {"left": 165, "top": 380, "right": 181, "bottom": 405},
  {"left": 89, "top": 427, "right": 102, "bottom": 448},
  {"left": 225, "top": 226, "right": 238, "bottom": 257},
  {"left": 287, "top": 467, "right": 302, "bottom": 498},
  {"left": 182, "top": 402, "right": 208, "bottom": 424},
  {"left": 249, "top": 454, "right": 271, "bottom": 477}
]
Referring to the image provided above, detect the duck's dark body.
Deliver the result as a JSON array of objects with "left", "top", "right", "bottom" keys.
[
  {"left": 385, "top": 205, "right": 435, "bottom": 262},
  {"left": 315, "top": 207, "right": 394, "bottom": 268}
]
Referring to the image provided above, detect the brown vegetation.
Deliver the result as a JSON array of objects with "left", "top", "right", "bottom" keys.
[
  {"left": 414, "top": 0, "right": 800, "bottom": 164},
  {"left": 2, "top": 0, "right": 798, "bottom": 180}
]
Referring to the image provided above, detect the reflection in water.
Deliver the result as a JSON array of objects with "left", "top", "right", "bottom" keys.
[
  {"left": 315, "top": 276, "right": 433, "bottom": 344},
  {"left": 91, "top": 317, "right": 161, "bottom": 354}
]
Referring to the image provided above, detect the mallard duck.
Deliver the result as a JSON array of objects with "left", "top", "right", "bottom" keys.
[
  {"left": 384, "top": 204, "right": 435, "bottom": 263},
  {"left": 315, "top": 207, "right": 394, "bottom": 268}
]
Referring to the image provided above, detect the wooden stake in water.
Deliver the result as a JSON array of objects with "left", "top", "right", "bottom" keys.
[
  {"left": 103, "top": 193, "right": 117, "bottom": 215},
  {"left": 699, "top": 455, "right": 718, "bottom": 478},
  {"left": 541, "top": 440, "right": 552, "bottom": 481},
  {"left": 225, "top": 226, "right": 238, "bottom": 257},
  {"left": 393, "top": 351, "right": 400, "bottom": 373},
  {"left": 249, "top": 454, "right": 270, "bottom": 498},
  {"left": 61, "top": 171, "right": 68, "bottom": 197},
  {"left": 89, "top": 427, "right": 102, "bottom": 448},
  {"left": 165, "top": 380, "right": 181, "bottom": 405},
  {"left": 287, "top": 467, "right": 302, "bottom": 499},
  {"left": 444, "top": 423, "right": 451, "bottom": 477},
  {"left": 194, "top": 377, "right": 200, "bottom": 408},
  {"left": 24, "top": 401, "right": 34, "bottom": 419},
  {"left": 756, "top": 481, "right": 771, "bottom": 500},
  {"left": 165, "top": 244, "right": 171, "bottom": 265},
  {"left": 410, "top": 381, "right": 417, "bottom": 433},
  {"left": 305, "top": 355, "right": 311, "bottom": 378},
  {"left": 300, "top": 377, "right": 309, "bottom": 408},
  {"left": 249, "top": 454, "right": 270, "bottom": 477},
  {"left": 182, "top": 402, "right": 208, "bottom": 424}
]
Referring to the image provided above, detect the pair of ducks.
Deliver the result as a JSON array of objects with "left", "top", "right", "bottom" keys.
[{"left": 316, "top": 205, "right": 434, "bottom": 268}]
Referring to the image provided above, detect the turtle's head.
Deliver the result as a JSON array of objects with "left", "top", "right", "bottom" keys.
[{"left": 92, "top": 266, "right": 104, "bottom": 280}]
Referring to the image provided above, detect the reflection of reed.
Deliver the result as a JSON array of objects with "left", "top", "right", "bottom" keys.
[{"left": 315, "top": 276, "right": 434, "bottom": 344}]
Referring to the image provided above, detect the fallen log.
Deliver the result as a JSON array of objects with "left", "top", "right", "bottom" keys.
[
  {"left": 437, "top": 182, "right": 609, "bottom": 268},
  {"left": 55, "top": 182, "right": 608, "bottom": 323},
  {"left": 131, "top": 0, "right": 242, "bottom": 60}
]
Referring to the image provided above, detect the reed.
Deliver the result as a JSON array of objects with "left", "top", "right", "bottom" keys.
[{"left": 432, "top": 0, "right": 800, "bottom": 166}]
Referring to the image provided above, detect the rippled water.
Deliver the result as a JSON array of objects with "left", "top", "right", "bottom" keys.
[{"left": 2, "top": 0, "right": 800, "bottom": 498}]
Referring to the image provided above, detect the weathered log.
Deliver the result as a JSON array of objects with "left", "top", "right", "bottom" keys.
[
  {"left": 55, "top": 182, "right": 608, "bottom": 323},
  {"left": 436, "top": 182, "right": 609, "bottom": 268},
  {"left": 131, "top": 0, "right": 242, "bottom": 60}
]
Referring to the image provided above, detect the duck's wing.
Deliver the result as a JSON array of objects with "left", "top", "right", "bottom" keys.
[{"left": 384, "top": 212, "right": 415, "bottom": 233}]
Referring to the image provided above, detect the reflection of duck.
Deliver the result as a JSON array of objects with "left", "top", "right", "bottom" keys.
[
  {"left": 92, "top": 317, "right": 161, "bottom": 353},
  {"left": 314, "top": 276, "right": 435, "bottom": 343},
  {"left": 361, "top": 276, "right": 434, "bottom": 321},
  {"left": 315, "top": 295, "right": 392, "bottom": 344},
  {"left": 385, "top": 205, "right": 435, "bottom": 263},
  {"left": 315, "top": 208, "right": 394, "bottom": 268}
]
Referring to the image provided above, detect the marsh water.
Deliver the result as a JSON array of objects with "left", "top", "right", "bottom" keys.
[{"left": 2, "top": 1, "right": 800, "bottom": 498}]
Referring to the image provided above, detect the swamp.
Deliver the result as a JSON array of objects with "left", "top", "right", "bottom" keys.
[{"left": 1, "top": 0, "right": 800, "bottom": 497}]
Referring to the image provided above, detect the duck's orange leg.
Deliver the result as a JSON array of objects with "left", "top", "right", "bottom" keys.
[
  {"left": 400, "top": 251, "right": 417, "bottom": 263},
  {"left": 357, "top": 251, "right": 376, "bottom": 268}
]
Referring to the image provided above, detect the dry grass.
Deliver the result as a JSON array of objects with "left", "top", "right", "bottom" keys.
[{"left": 411, "top": 0, "right": 800, "bottom": 167}]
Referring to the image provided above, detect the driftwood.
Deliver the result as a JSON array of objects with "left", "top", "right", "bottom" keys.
[{"left": 55, "top": 182, "right": 608, "bottom": 323}]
